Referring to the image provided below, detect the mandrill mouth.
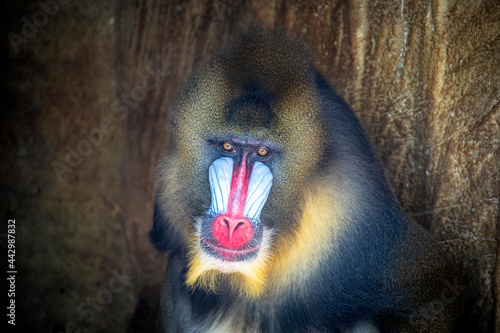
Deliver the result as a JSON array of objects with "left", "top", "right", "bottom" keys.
[{"left": 200, "top": 237, "right": 260, "bottom": 262}]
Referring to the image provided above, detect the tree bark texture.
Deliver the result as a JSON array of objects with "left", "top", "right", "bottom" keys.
[{"left": 2, "top": 0, "right": 498, "bottom": 332}]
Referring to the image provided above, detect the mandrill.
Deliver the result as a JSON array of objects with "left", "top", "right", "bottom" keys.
[{"left": 150, "top": 28, "right": 463, "bottom": 332}]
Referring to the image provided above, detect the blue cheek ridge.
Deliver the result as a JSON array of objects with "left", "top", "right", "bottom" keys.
[
  {"left": 208, "top": 158, "right": 273, "bottom": 220},
  {"left": 208, "top": 157, "right": 233, "bottom": 215},
  {"left": 244, "top": 162, "right": 273, "bottom": 220}
]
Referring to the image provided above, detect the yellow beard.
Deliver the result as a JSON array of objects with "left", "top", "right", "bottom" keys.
[{"left": 185, "top": 232, "right": 272, "bottom": 298}]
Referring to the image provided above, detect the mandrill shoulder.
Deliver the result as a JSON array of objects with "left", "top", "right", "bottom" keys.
[{"left": 385, "top": 218, "right": 463, "bottom": 301}]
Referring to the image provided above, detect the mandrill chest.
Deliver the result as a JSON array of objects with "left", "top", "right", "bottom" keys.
[
  {"left": 189, "top": 293, "right": 380, "bottom": 333},
  {"left": 192, "top": 305, "right": 271, "bottom": 333},
  {"left": 188, "top": 292, "right": 284, "bottom": 333}
]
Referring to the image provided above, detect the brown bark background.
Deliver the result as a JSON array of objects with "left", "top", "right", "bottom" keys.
[{"left": 1, "top": 0, "right": 499, "bottom": 332}]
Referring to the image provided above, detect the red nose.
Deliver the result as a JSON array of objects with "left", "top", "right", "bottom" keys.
[{"left": 212, "top": 215, "right": 253, "bottom": 249}]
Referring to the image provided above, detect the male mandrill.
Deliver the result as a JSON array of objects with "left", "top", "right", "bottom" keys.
[{"left": 150, "top": 29, "right": 463, "bottom": 332}]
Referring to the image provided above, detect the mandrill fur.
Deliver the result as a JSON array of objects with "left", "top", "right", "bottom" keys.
[{"left": 150, "top": 28, "right": 463, "bottom": 332}]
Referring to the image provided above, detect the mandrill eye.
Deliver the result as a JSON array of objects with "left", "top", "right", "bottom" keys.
[
  {"left": 256, "top": 147, "right": 269, "bottom": 156},
  {"left": 222, "top": 142, "right": 234, "bottom": 151}
]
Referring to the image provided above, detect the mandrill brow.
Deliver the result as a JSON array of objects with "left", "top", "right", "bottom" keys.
[{"left": 149, "top": 28, "right": 464, "bottom": 333}]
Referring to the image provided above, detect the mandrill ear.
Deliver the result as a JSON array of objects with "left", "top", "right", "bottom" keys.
[{"left": 149, "top": 198, "right": 171, "bottom": 252}]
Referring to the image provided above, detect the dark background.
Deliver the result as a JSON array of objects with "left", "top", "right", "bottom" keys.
[{"left": 1, "top": 0, "right": 499, "bottom": 332}]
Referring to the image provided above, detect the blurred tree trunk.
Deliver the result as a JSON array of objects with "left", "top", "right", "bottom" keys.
[{"left": 2, "top": 0, "right": 498, "bottom": 332}]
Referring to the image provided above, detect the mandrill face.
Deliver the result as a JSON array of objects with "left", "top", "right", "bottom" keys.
[
  {"left": 185, "top": 136, "right": 281, "bottom": 294},
  {"left": 201, "top": 155, "right": 272, "bottom": 262}
]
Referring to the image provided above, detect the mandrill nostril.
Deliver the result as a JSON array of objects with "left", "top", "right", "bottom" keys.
[{"left": 212, "top": 215, "right": 253, "bottom": 249}]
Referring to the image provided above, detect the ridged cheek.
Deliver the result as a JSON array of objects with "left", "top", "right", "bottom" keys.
[
  {"left": 208, "top": 157, "right": 233, "bottom": 216},
  {"left": 244, "top": 162, "right": 273, "bottom": 220},
  {"left": 208, "top": 157, "right": 273, "bottom": 219}
]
